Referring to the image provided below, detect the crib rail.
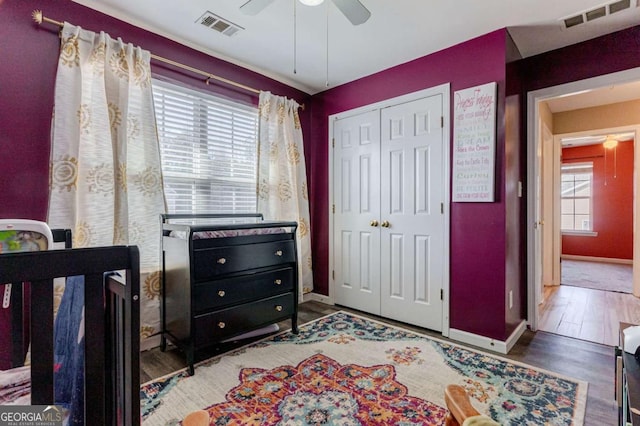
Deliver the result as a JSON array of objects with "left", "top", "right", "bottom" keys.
[{"left": 0, "top": 246, "right": 140, "bottom": 425}]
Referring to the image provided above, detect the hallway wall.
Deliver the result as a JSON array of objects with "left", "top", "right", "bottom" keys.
[{"left": 561, "top": 141, "right": 634, "bottom": 260}]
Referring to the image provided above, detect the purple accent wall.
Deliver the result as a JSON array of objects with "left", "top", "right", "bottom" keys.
[
  {"left": 309, "top": 30, "right": 512, "bottom": 339},
  {"left": 504, "top": 34, "right": 526, "bottom": 337},
  {"left": 521, "top": 26, "right": 640, "bottom": 94}
]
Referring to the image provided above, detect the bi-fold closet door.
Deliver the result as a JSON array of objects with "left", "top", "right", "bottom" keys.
[{"left": 333, "top": 93, "right": 446, "bottom": 331}]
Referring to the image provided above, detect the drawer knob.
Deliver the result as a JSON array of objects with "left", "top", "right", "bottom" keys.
[
  {"left": 275, "top": 305, "right": 283, "bottom": 312},
  {"left": 218, "top": 290, "right": 225, "bottom": 297},
  {"left": 218, "top": 321, "right": 226, "bottom": 329},
  {"left": 217, "top": 258, "right": 227, "bottom": 264},
  {"left": 275, "top": 250, "right": 283, "bottom": 257},
  {"left": 274, "top": 279, "right": 282, "bottom": 285}
]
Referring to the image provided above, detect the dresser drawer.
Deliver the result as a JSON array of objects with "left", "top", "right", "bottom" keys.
[
  {"left": 194, "top": 293, "right": 295, "bottom": 346},
  {"left": 193, "top": 240, "right": 295, "bottom": 280},
  {"left": 193, "top": 267, "right": 294, "bottom": 312}
]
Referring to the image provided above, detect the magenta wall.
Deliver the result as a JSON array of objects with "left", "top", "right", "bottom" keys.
[
  {"left": 0, "top": 0, "right": 311, "bottom": 222},
  {"left": 521, "top": 26, "right": 640, "bottom": 93},
  {"left": 561, "top": 141, "right": 634, "bottom": 260},
  {"left": 308, "top": 30, "right": 512, "bottom": 339}
]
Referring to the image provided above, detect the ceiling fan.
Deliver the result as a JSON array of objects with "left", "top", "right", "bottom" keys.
[{"left": 240, "top": 0, "right": 371, "bottom": 26}]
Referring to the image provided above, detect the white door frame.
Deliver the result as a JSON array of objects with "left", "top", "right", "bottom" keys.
[
  {"left": 527, "top": 68, "right": 640, "bottom": 331},
  {"left": 328, "top": 83, "right": 451, "bottom": 336}
]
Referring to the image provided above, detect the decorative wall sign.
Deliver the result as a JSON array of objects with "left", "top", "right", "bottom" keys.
[{"left": 452, "top": 82, "right": 497, "bottom": 202}]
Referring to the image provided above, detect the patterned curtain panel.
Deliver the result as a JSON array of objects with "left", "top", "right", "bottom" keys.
[
  {"left": 47, "top": 24, "right": 166, "bottom": 347},
  {"left": 257, "top": 92, "right": 313, "bottom": 299}
]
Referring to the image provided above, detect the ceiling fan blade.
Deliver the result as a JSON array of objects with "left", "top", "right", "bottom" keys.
[
  {"left": 240, "top": 0, "right": 276, "bottom": 15},
  {"left": 331, "top": 0, "right": 371, "bottom": 25}
]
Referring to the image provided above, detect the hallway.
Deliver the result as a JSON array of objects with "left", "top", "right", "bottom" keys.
[{"left": 539, "top": 284, "right": 640, "bottom": 346}]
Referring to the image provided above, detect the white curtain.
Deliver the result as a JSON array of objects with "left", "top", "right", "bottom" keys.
[
  {"left": 47, "top": 23, "right": 166, "bottom": 347},
  {"left": 257, "top": 92, "right": 313, "bottom": 299}
]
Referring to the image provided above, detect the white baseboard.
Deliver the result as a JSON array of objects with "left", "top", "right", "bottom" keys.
[
  {"left": 303, "top": 292, "right": 334, "bottom": 305},
  {"left": 561, "top": 254, "right": 633, "bottom": 265},
  {"left": 449, "top": 320, "right": 527, "bottom": 355},
  {"left": 505, "top": 320, "right": 528, "bottom": 353}
]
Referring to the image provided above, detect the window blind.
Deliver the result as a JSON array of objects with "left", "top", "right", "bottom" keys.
[{"left": 152, "top": 79, "right": 259, "bottom": 214}]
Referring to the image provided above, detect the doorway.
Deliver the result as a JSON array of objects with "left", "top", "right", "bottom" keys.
[
  {"left": 537, "top": 127, "right": 636, "bottom": 345},
  {"left": 527, "top": 68, "right": 640, "bottom": 344}
]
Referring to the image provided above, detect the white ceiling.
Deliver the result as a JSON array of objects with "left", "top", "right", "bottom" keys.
[{"left": 72, "top": 0, "right": 640, "bottom": 95}]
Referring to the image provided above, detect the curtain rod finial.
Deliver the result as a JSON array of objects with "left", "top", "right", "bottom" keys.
[{"left": 32, "top": 10, "right": 43, "bottom": 25}]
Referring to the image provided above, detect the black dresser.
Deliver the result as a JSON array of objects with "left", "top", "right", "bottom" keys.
[{"left": 160, "top": 214, "right": 299, "bottom": 375}]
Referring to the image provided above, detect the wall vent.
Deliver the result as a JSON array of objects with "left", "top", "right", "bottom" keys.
[
  {"left": 196, "top": 11, "right": 244, "bottom": 37},
  {"left": 561, "top": 0, "right": 637, "bottom": 29}
]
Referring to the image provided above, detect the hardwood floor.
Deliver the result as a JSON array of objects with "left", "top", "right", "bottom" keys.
[
  {"left": 539, "top": 284, "right": 640, "bottom": 346},
  {"left": 141, "top": 301, "right": 617, "bottom": 425}
]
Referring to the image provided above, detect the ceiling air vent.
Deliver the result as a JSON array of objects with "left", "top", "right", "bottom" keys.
[
  {"left": 564, "top": 15, "right": 584, "bottom": 28},
  {"left": 196, "top": 11, "right": 244, "bottom": 37},
  {"left": 586, "top": 6, "right": 607, "bottom": 21},
  {"left": 561, "top": 0, "right": 637, "bottom": 29},
  {"left": 610, "top": 0, "right": 632, "bottom": 14}
]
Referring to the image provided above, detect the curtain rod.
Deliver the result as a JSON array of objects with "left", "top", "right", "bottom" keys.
[{"left": 31, "top": 10, "right": 305, "bottom": 109}]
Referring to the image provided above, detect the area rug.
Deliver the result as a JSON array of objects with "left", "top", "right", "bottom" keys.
[
  {"left": 562, "top": 259, "right": 632, "bottom": 293},
  {"left": 140, "top": 311, "right": 587, "bottom": 425}
]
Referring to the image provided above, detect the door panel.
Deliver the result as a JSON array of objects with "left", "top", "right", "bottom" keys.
[
  {"left": 333, "top": 110, "right": 381, "bottom": 314},
  {"left": 380, "top": 95, "right": 444, "bottom": 331}
]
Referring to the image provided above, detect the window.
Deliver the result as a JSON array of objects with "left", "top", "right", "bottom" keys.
[
  {"left": 153, "top": 79, "right": 259, "bottom": 214},
  {"left": 561, "top": 162, "right": 593, "bottom": 232}
]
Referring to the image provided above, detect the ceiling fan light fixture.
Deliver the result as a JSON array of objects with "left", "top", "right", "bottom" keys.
[
  {"left": 603, "top": 136, "right": 619, "bottom": 149},
  {"left": 299, "top": 0, "right": 325, "bottom": 6}
]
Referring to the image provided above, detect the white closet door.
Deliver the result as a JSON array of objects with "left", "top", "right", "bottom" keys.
[
  {"left": 333, "top": 110, "right": 381, "bottom": 314},
  {"left": 380, "top": 94, "right": 445, "bottom": 331}
]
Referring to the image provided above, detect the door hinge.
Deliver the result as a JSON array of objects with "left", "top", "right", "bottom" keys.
[
  {"left": 332, "top": 204, "right": 335, "bottom": 214},
  {"left": 440, "top": 289, "right": 444, "bottom": 300},
  {"left": 332, "top": 270, "right": 335, "bottom": 280},
  {"left": 332, "top": 138, "right": 335, "bottom": 148},
  {"left": 441, "top": 203, "right": 444, "bottom": 214},
  {"left": 441, "top": 116, "right": 444, "bottom": 128}
]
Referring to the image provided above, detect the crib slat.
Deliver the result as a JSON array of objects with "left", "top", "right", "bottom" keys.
[
  {"left": 124, "top": 251, "right": 140, "bottom": 425},
  {"left": 84, "top": 272, "right": 106, "bottom": 424},
  {"left": 30, "top": 278, "right": 54, "bottom": 405},
  {"left": 10, "top": 283, "right": 25, "bottom": 367}
]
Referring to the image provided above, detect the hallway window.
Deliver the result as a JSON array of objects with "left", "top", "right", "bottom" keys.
[{"left": 561, "top": 162, "right": 593, "bottom": 231}]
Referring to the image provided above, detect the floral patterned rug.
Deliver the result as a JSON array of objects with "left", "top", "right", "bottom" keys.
[{"left": 140, "top": 312, "right": 587, "bottom": 425}]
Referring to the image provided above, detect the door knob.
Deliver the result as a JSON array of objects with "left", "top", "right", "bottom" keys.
[
  {"left": 381, "top": 220, "right": 390, "bottom": 228},
  {"left": 370, "top": 220, "right": 379, "bottom": 227}
]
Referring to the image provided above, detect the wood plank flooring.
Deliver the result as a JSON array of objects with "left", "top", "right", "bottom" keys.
[
  {"left": 539, "top": 284, "right": 640, "bottom": 346},
  {"left": 141, "top": 301, "right": 617, "bottom": 425}
]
